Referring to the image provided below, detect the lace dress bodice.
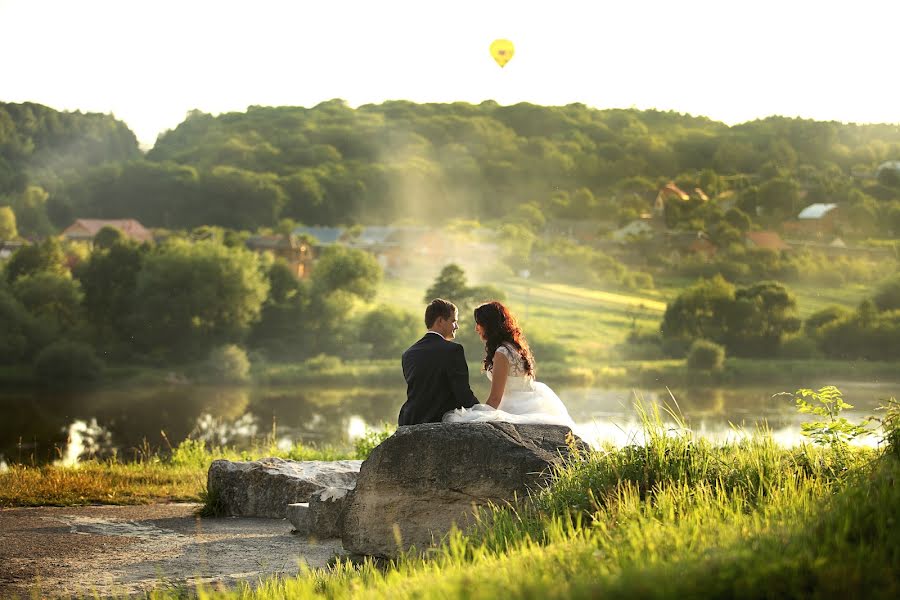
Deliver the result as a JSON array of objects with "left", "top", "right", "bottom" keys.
[
  {"left": 486, "top": 343, "right": 535, "bottom": 392},
  {"left": 443, "top": 342, "right": 575, "bottom": 428}
]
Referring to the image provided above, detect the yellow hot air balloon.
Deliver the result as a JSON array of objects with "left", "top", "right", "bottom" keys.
[{"left": 490, "top": 39, "right": 514, "bottom": 68}]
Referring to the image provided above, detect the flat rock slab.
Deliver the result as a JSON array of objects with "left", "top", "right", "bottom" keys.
[
  {"left": 208, "top": 458, "right": 363, "bottom": 518},
  {"left": 0, "top": 503, "right": 342, "bottom": 599}
]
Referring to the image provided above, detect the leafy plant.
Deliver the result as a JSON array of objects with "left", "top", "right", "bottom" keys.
[
  {"left": 354, "top": 424, "right": 395, "bottom": 459},
  {"left": 784, "top": 386, "right": 870, "bottom": 447},
  {"left": 871, "top": 396, "right": 900, "bottom": 458}
]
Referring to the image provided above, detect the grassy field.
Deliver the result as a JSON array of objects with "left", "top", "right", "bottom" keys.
[
  {"left": 378, "top": 273, "right": 876, "bottom": 366},
  {"left": 0, "top": 437, "right": 370, "bottom": 508}
]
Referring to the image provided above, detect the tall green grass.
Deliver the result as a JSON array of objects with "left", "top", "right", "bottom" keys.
[{"left": 133, "top": 396, "right": 899, "bottom": 599}]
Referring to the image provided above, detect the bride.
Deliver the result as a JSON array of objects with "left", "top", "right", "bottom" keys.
[{"left": 443, "top": 301, "right": 575, "bottom": 428}]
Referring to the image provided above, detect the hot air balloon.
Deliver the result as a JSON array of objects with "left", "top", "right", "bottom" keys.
[{"left": 490, "top": 39, "right": 514, "bottom": 68}]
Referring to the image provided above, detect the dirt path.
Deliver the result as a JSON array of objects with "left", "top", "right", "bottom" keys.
[{"left": 0, "top": 503, "right": 343, "bottom": 598}]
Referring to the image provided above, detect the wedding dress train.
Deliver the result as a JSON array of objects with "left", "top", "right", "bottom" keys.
[{"left": 442, "top": 343, "right": 575, "bottom": 428}]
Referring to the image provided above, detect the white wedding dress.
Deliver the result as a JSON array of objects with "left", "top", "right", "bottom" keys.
[{"left": 443, "top": 343, "right": 576, "bottom": 428}]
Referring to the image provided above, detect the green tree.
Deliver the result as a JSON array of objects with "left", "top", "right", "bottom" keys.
[
  {"left": 75, "top": 240, "right": 144, "bottom": 345},
  {"left": 4, "top": 237, "right": 66, "bottom": 283},
  {"left": 873, "top": 274, "right": 900, "bottom": 312},
  {"left": 661, "top": 275, "right": 736, "bottom": 347},
  {"left": 757, "top": 177, "right": 800, "bottom": 219},
  {"left": 93, "top": 225, "right": 125, "bottom": 249},
  {"left": 12, "top": 272, "right": 84, "bottom": 334},
  {"left": 724, "top": 207, "right": 751, "bottom": 232},
  {"left": 725, "top": 281, "right": 801, "bottom": 357},
  {"left": 358, "top": 305, "right": 420, "bottom": 359},
  {"left": 0, "top": 289, "right": 51, "bottom": 364},
  {"left": 661, "top": 277, "right": 799, "bottom": 357},
  {"left": 9, "top": 186, "right": 54, "bottom": 236},
  {"left": 131, "top": 239, "right": 269, "bottom": 360},
  {"left": 424, "top": 264, "right": 468, "bottom": 304},
  {"left": 249, "top": 260, "right": 313, "bottom": 357},
  {"left": 311, "top": 245, "right": 382, "bottom": 301},
  {"left": 0, "top": 205, "right": 16, "bottom": 239}
]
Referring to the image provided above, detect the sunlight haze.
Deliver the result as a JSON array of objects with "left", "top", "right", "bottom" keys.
[{"left": 2, "top": 0, "right": 898, "bottom": 146}]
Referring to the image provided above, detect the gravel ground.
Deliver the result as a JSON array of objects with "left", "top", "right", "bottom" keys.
[{"left": 0, "top": 503, "right": 344, "bottom": 598}]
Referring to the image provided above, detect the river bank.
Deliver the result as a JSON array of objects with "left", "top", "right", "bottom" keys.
[{"left": 2, "top": 357, "right": 898, "bottom": 390}]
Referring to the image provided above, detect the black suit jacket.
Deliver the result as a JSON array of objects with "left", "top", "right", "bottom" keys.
[{"left": 399, "top": 333, "right": 479, "bottom": 426}]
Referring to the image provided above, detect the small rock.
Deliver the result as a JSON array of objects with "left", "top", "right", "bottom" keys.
[
  {"left": 207, "top": 458, "right": 362, "bottom": 518},
  {"left": 286, "top": 503, "right": 310, "bottom": 533},
  {"left": 305, "top": 487, "right": 351, "bottom": 539}
]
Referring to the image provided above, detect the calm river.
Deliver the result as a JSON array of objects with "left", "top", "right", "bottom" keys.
[{"left": 2, "top": 380, "right": 897, "bottom": 466}]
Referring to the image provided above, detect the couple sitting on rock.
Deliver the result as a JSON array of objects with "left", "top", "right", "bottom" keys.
[{"left": 399, "top": 298, "right": 575, "bottom": 429}]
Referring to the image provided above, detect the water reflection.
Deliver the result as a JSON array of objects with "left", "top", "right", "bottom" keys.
[
  {"left": 1, "top": 381, "right": 895, "bottom": 464},
  {"left": 56, "top": 418, "right": 114, "bottom": 466}
]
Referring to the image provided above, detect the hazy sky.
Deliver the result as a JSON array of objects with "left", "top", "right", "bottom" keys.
[{"left": 2, "top": 0, "right": 898, "bottom": 147}]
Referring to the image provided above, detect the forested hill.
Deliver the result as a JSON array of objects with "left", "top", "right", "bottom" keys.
[
  {"left": 2, "top": 99, "right": 900, "bottom": 234},
  {"left": 0, "top": 102, "right": 139, "bottom": 194}
]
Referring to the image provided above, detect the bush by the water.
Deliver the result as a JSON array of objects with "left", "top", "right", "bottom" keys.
[
  {"left": 33, "top": 340, "right": 103, "bottom": 384},
  {"left": 205, "top": 344, "right": 251, "bottom": 383},
  {"left": 686, "top": 339, "right": 725, "bottom": 371}
]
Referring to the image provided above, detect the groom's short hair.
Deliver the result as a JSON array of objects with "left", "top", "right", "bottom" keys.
[{"left": 425, "top": 298, "right": 457, "bottom": 328}]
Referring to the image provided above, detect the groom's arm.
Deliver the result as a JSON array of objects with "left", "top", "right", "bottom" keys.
[{"left": 448, "top": 344, "right": 479, "bottom": 408}]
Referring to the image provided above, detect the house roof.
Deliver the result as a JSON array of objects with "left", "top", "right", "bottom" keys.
[
  {"left": 62, "top": 219, "right": 153, "bottom": 243},
  {"left": 292, "top": 226, "right": 345, "bottom": 245},
  {"left": 876, "top": 160, "right": 900, "bottom": 174},
  {"left": 797, "top": 203, "right": 838, "bottom": 219},
  {"left": 659, "top": 182, "right": 690, "bottom": 201},
  {"left": 246, "top": 235, "right": 297, "bottom": 250},
  {"left": 745, "top": 231, "right": 791, "bottom": 251}
]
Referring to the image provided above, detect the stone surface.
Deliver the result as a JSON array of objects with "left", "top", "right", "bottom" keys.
[
  {"left": 286, "top": 502, "right": 310, "bottom": 532},
  {"left": 340, "top": 422, "right": 584, "bottom": 558},
  {"left": 306, "top": 487, "right": 351, "bottom": 538},
  {"left": 0, "top": 504, "right": 344, "bottom": 599},
  {"left": 207, "top": 457, "right": 362, "bottom": 518}
]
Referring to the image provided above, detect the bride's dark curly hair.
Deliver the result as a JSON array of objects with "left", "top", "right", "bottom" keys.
[{"left": 473, "top": 301, "right": 534, "bottom": 376}]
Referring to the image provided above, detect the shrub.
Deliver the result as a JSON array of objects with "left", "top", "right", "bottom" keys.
[
  {"left": 358, "top": 305, "right": 420, "bottom": 359},
  {"left": 354, "top": 424, "right": 395, "bottom": 459},
  {"left": 686, "top": 339, "right": 725, "bottom": 371},
  {"left": 305, "top": 353, "right": 342, "bottom": 372},
  {"left": 206, "top": 344, "right": 251, "bottom": 383},
  {"left": 33, "top": 340, "right": 103, "bottom": 384},
  {"left": 804, "top": 305, "right": 852, "bottom": 337},
  {"left": 777, "top": 334, "right": 822, "bottom": 359},
  {"left": 873, "top": 273, "right": 900, "bottom": 312},
  {"left": 621, "top": 270, "right": 654, "bottom": 290}
]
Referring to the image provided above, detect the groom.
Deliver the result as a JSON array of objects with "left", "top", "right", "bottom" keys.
[{"left": 398, "top": 298, "right": 480, "bottom": 425}]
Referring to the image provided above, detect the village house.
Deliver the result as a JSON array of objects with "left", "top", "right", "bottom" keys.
[
  {"left": 245, "top": 234, "right": 313, "bottom": 278},
  {"left": 0, "top": 240, "right": 25, "bottom": 261},
  {"left": 348, "top": 226, "right": 453, "bottom": 271},
  {"left": 744, "top": 231, "right": 791, "bottom": 252},
  {"left": 666, "top": 231, "right": 716, "bottom": 261},
  {"left": 291, "top": 226, "right": 346, "bottom": 250},
  {"left": 61, "top": 219, "right": 154, "bottom": 246},
  {"left": 611, "top": 219, "right": 658, "bottom": 242},
  {"left": 781, "top": 203, "right": 843, "bottom": 238}
]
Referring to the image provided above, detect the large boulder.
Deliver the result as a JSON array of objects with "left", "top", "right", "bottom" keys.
[
  {"left": 340, "top": 422, "right": 584, "bottom": 558},
  {"left": 207, "top": 458, "right": 362, "bottom": 518}
]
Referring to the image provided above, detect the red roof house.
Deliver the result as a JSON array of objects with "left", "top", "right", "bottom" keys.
[
  {"left": 745, "top": 231, "right": 791, "bottom": 251},
  {"left": 61, "top": 219, "right": 154, "bottom": 244}
]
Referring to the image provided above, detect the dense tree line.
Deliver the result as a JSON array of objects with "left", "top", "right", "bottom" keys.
[
  {"left": 0, "top": 232, "right": 398, "bottom": 381},
  {"left": 2, "top": 100, "right": 899, "bottom": 236},
  {"left": 654, "top": 274, "right": 900, "bottom": 361}
]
